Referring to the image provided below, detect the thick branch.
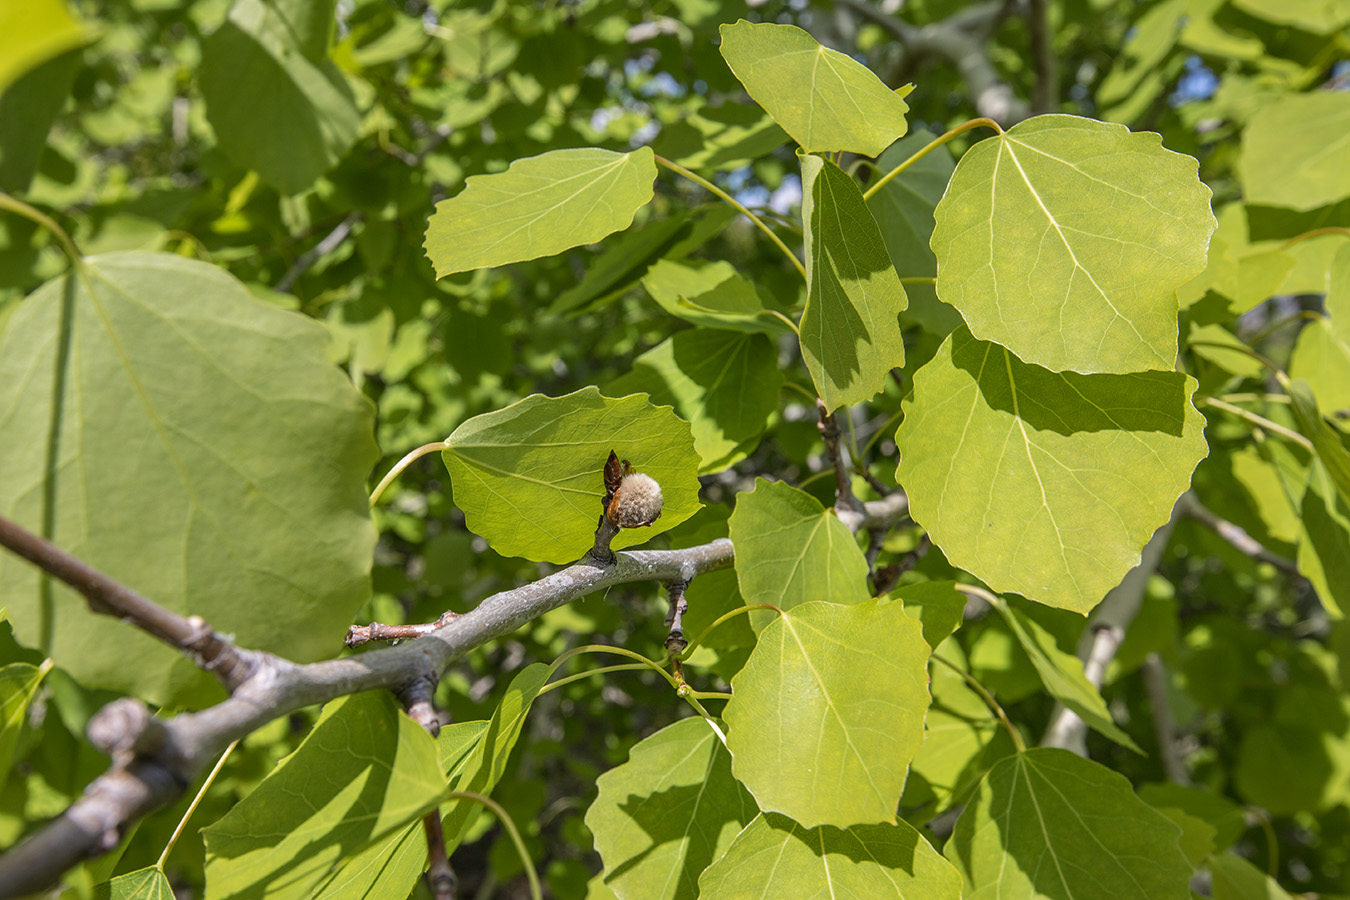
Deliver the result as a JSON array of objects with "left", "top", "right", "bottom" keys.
[
  {"left": 1178, "top": 492, "right": 1299, "bottom": 575},
  {"left": 0, "top": 515, "right": 257, "bottom": 691}
]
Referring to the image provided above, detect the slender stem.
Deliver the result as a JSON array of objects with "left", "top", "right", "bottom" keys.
[
  {"left": 538, "top": 663, "right": 651, "bottom": 695},
  {"left": 861, "top": 410, "right": 905, "bottom": 461},
  {"left": 765, "top": 308, "right": 801, "bottom": 335},
  {"left": 1215, "top": 392, "right": 1291, "bottom": 405},
  {"left": 443, "top": 792, "right": 542, "bottom": 900},
  {"left": 157, "top": 740, "right": 239, "bottom": 871},
  {"left": 1280, "top": 226, "right": 1350, "bottom": 249},
  {"left": 370, "top": 442, "right": 448, "bottom": 507},
  {"left": 654, "top": 154, "right": 807, "bottom": 281},
  {"left": 861, "top": 118, "right": 1003, "bottom": 202},
  {"left": 898, "top": 276, "right": 936, "bottom": 286},
  {"left": 687, "top": 690, "right": 734, "bottom": 701},
  {"left": 930, "top": 653, "right": 1025, "bottom": 753},
  {"left": 1202, "top": 397, "right": 1313, "bottom": 451},
  {"left": 680, "top": 604, "right": 782, "bottom": 659},
  {"left": 1245, "top": 310, "right": 1323, "bottom": 346},
  {"left": 551, "top": 644, "right": 680, "bottom": 691},
  {"left": 781, "top": 381, "right": 818, "bottom": 403},
  {"left": 0, "top": 192, "right": 82, "bottom": 264},
  {"left": 679, "top": 694, "right": 728, "bottom": 745},
  {"left": 1185, "top": 339, "right": 1283, "bottom": 377}
]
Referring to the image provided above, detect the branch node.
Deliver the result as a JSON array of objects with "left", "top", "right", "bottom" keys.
[
  {"left": 398, "top": 673, "right": 444, "bottom": 738},
  {"left": 589, "top": 513, "right": 620, "bottom": 566},
  {"left": 87, "top": 699, "right": 168, "bottom": 762},
  {"left": 663, "top": 580, "right": 690, "bottom": 655}
]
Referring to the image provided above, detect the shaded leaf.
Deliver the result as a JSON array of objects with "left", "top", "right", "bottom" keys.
[
  {"left": 931, "top": 115, "right": 1214, "bottom": 374},
  {"left": 202, "top": 693, "right": 445, "bottom": 900},
  {"left": 725, "top": 600, "right": 930, "bottom": 828},
  {"left": 1209, "top": 853, "right": 1297, "bottom": 900},
  {"left": 1298, "top": 460, "right": 1350, "bottom": 618},
  {"left": 0, "top": 252, "right": 377, "bottom": 706},
  {"left": 0, "top": 48, "right": 80, "bottom": 193},
  {"left": 610, "top": 330, "right": 782, "bottom": 473},
  {"left": 651, "top": 101, "right": 789, "bottom": 172},
  {"left": 1136, "top": 784, "right": 1246, "bottom": 853},
  {"left": 727, "top": 478, "right": 870, "bottom": 619},
  {"left": 718, "top": 20, "right": 909, "bottom": 156},
  {"left": 586, "top": 717, "right": 757, "bottom": 900},
  {"left": 1239, "top": 91, "right": 1350, "bottom": 212},
  {"left": 892, "top": 581, "right": 967, "bottom": 649},
  {"left": 866, "top": 130, "right": 954, "bottom": 282},
  {"left": 1285, "top": 377, "right": 1350, "bottom": 504},
  {"left": 441, "top": 387, "right": 701, "bottom": 563},
  {"left": 945, "top": 749, "right": 1192, "bottom": 900},
  {"left": 697, "top": 813, "right": 962, "bottom": 900},
  {"left": 425, "top": 147, "right": 656, "bottom": 277},
  {"left": 1290, "top": 243, "right": 1350, "bottom": 418},
  {"left": 896, "top": 327, "right": 1207, "bottom": 614},
  {"left": 0, "top": 659, "right": 51, "bottom": 793},
  {"left": 642, "top": 259, "right": 787, "bottom": 334},
  {"left": 801, "top": 154, "right": 908, "bottom": 411},
  {"left": 201, "top": 0, "right": 360, "bottom": 194}
]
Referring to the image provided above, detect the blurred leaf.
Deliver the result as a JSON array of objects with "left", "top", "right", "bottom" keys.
[
  {"left": 1299, "top": 460, "right": 1350, "bottom": 618},
  {"left": 200, "top": 0, "right": 360, "bottom": 194},
  {"left": 801, "top": 154, "right": 908, "bottom": 411},
  {"left": 0, "top": 48, "right": 80, "bottom": 193},
  {"left": 697, "top": 813, "right": 962, "bottom": 899},
  {"left": 1137, "top": 783, "right": 1245, "bottom": 853},
  {"left": 0, "top": 0, "right": 87, "bottom": 97},
  {"left": 1239, "top": 90, "right": 1350, "bottom": 212},
  {"left": 441, "top": 388, "right": 701, "bottom": 563},
  {"left": 586, "top": 717, "right": 757, "bottom": 900},
  {"left": 610, "top": 330, "right": 782, "bottom": 473},
  {"left": 896, "top": 327, "right": 1207, "bottom": 613},
  {"left": 425, "top": 148, "right": 656, "bottom": 276},
  {"left": 945, "top": 749, "right": 1192, "bottom": 899},
  {"left": 718, "top": 20, "right": 909, "bottom": 156},
  {"left": 931, "top": 115, "right": 1214, "bottom": 374},
  {"left": 0, "top": 253, "right": 376, "bottom": 706},
  {"left": 1290, "top": 243, "right": 1350, "bottom": 417},
  {"left": 725, "top": 599, "right": 930, "bottom": 828},
  {"left": 652, "top": 102, "right": 788, "bottom": 172},
  {"left": 202, "top": 692, "right": 445, "bottom": 900},
  {"left": 0, "top": 659, "right": 51, "bottom": 792},
  {"left": 1209, "top": 853, "right": 1297, "bottom": 900}
]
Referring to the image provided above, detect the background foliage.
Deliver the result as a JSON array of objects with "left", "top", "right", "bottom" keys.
[{"left": 2, "top": 0, "right": 1349, "bottom": 898}]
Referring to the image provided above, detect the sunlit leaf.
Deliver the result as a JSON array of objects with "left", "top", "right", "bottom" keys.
[
  {"left": 0, "top": 0, "right": 87, "bottom": 97},
  {"left": 0, "top": 659, "right": 51, "bottom": 793},
  {"left": 801, "top": 154, "right": 908, "bottom": 411},
  {"left": 610, "top": 329, "right": 782, "bottom": 473},
  {"left": 586, "top": 717, "right": 757, "bottom": 900},
  {"left": 725, "top": 600, "right": 930, "bottom": 827},
  {"left": 718, "top": 20, "right": 909, "bottom": 156},
  {"left": 728, "top": 478, "right": 870, "bottom": 619},
  {"left": 0, "top": 252, "right": 377, "bottom": 706},
  {"left": 994, "top": 598, "right": 1142, "bottom": 751},
  {"left": 94, "top": 867, "right": 174, "bottom": 900},
  {"left": 697, "top": 813, "right": 962, "bottom": 900},
  {"left": 202, "top": 693, "right": 445, "bottom": 900},
  {"left": 945, "top": 749, "right": 1192, "bottom": 900},
  {"left": 1239, "top": 91, "right": 1350, "bottom": 212},
  {"left": 931, "top": 115, "right": 1214, "bottom": 374},
  {"left": 441, "top": 387, "right": 701, "bottom": 563},
  {"left": 200, "top": 0, "right": 360, "bottom": 194},
  {"left": 896, "top": 327, "right": 1207, "bottom": 613},
  {"left": 425, "top": 147, "right": 656, "bottom": 276},
  {"left": 1290, "top": 243, "right": 1350, "bottom": 418}
]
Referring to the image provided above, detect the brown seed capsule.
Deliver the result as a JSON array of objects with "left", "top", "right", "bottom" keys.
[{"left": 601, "top": 450, "right": 663, "bottom": 528}]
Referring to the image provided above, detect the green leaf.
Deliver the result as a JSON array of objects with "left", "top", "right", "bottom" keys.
[
  {"left": 800, "top": 154, "right": 908, "bottom": 411},
  {"left": 895, "top": 327, "right": 1207, "bottom": 614},
  {"left": 724, "top": 599, "right": 931, "bottom": 828},
  {"left": 94, "top": 867, "right": 174, "bottom": 900},
  {"left": 892, "top": 581, "right": 967, "bottom": 649},
  {"left": 931, "top": 115, "right": 1214, "bottom": 374},
  {"left": 650, "top": 101, "right": 789, "bottom": 173},
  {"left": 866, "top": 130, "right": 954, "bottom": 282},
  {"left": 609, "top": 330, "right": 782, "bottom": 473},
  {"left": 441, "top": 387, "right": 701, "bottom": 563},
  {"left": 718, "top": 21, "right": 909, "bottom": 156},
  {"left": 200, "top": 0, "right": 361, "bottom": 194},
  {"left": 727, "top": 479, "right": 870, "bottom": 619},
  {"left": 202, "top": 692, "right": 445, "bottom": 900},
  {"left": 1137, "top": 783, "right": 1246, "bottom": 853},
  {"left": 1209, "top": 853, "right": 1297, "bottom": 900},
  {"left": 0, "top": 48, "right": 81, "bottom": 194},
  {"left": 442, "top": 664, "right": 552, "bottom": 848},
  {"left": 586, "top": 717, "right": 758, "bottom": 900},
  {"left": 1239, "top": 91, "right": 1350, "bottom": 212},
  {"left": 697, "top": 813, "right": 962, "bottom": 900},
  {"left": 1285, "top": 378, "right": 1350, "bottom": 505},
  {"left": 0, "top": 659, "right": 51, "bottom": 793},
  {"left": 0, "top": 252, "right": 377, "bottom": 706},
  {"left": 945, "top": 749, "right": 1192, "bottom": 900},
  {"left": 424, "top": 147, "right": 657, "bottom": 277},
  {"left": 993, "top": 599, "right": 1142, "bottom": 751},
  {"left": 1298, "top": 459, "right": 1350, "bottom": 618},
  {"left": 1290, "top": 243, "right": 1350, "bottom": 418},
  {"left": 0, "top": 0, "right": 87, "bottom": 97},
  {"left": 641, "top": 259, "right": 787, "bottom": 334}
]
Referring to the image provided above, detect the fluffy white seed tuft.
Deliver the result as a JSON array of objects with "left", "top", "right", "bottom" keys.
[{"left": 610, "top": 473, "right": 663, "bottom": 528}]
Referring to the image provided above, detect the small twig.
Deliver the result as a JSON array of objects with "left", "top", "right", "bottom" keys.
[
  {"left": 1142, "top": 653, "right": 1189, "bottom": 784},
  {"left": 818, "top": 400, "right": 866, "bottom": 529},
  {"left": 423, "top": 813, "right": 456, "bottom": 900},
  {"left": 0, "top": 515, "right": 258, "bottom": 691},
  {"left": 1178, "top": 493, "right": 1299, "bottom": 575},
  {"left": 864, "top": 527, "right": 886, "bottom": 577},
  {"left": 590, "top": 514, "right": 621, "bottom": 565},
  {"left": 276, "top": 212, "right": 360, "bottom": 294},
  {"left": 663, "top": 580, "right": 690, "bottom": 656},
  {"left": 346, "top": 611, "right": 460, "bottom": 649}
]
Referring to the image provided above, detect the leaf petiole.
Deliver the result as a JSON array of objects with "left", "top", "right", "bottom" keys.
[
  {"left": 861, "top": 117, "right": 1003, "bottom": 201},
  {"left": 679, "top": 604, "right": 782, "bottom": 659}
]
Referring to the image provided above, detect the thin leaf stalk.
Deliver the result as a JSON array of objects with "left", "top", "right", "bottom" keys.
[
  {"left": 0, "top": 192, "right": 83, "bottom": 266},
  {"left": 369, "top": 442, "right": 448, "bottom": 507},
  {"left": 653, "top": 154, "right": 808, "bottom": 281},
  {"left": 443, "top": 791, "right": 542, "bottom": 900},
  {"left": 1201, "top": 397, "right": 1313, "bottom": 451},
  {"left": 679, "top": 604, "right": 782, "bottom": 659},
  {"left": 156, "top": 739, "right": 240, "bottom": 871},
  {"left": 930, "top": 653, "right": 1025, "bottom": 753},
  {"left": 861, "top": 117, "right": 1004, "bottom": 202}
]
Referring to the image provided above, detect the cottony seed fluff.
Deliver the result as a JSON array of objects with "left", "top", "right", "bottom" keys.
[{"left": 611, "top": 473, "right": 663, "bottom": 528}]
